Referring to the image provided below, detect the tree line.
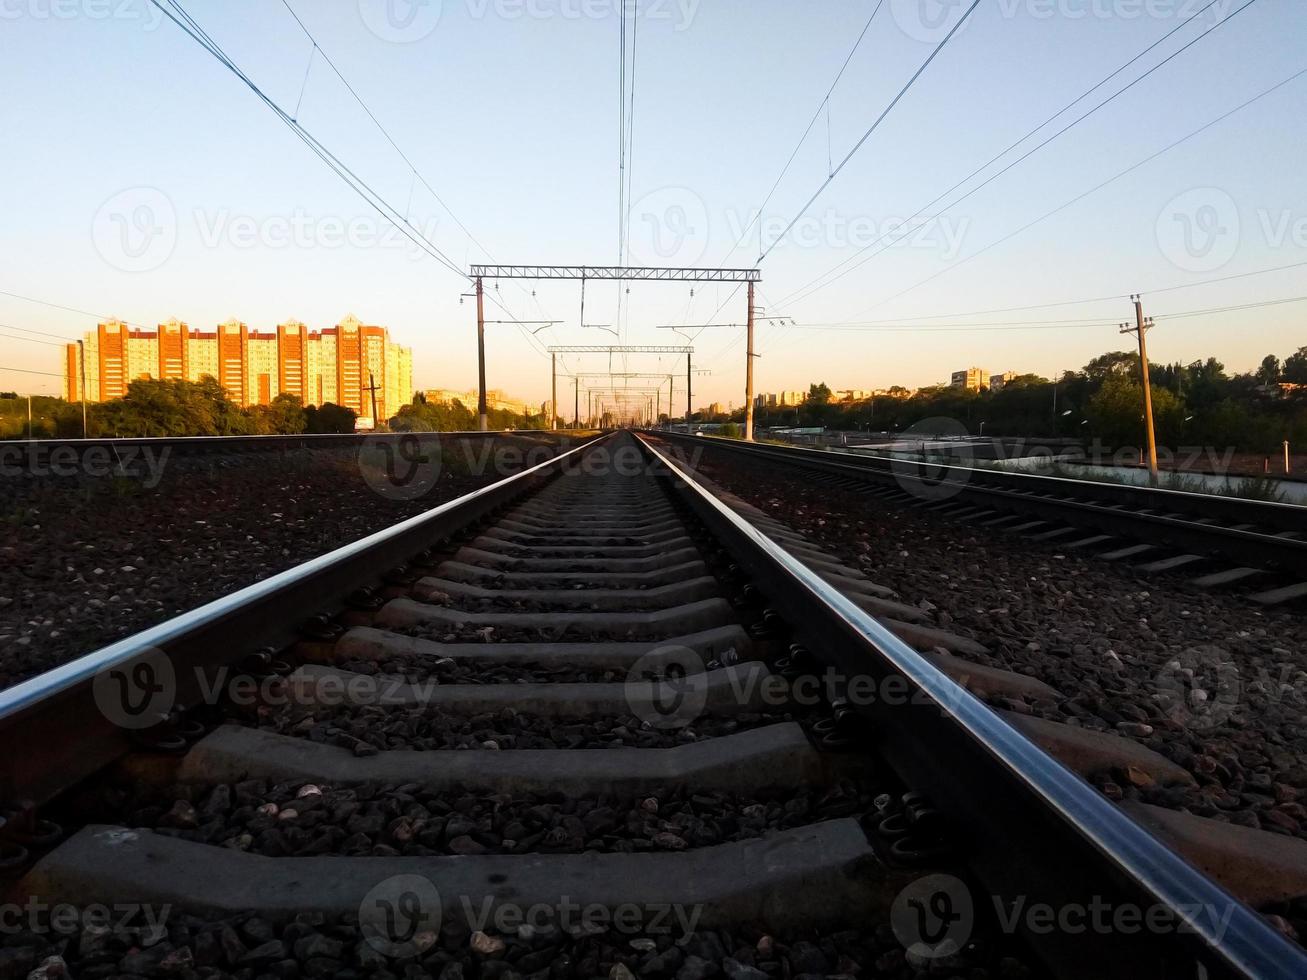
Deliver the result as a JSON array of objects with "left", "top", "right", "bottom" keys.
[
  {"left": 698, "top": 345, "right": 1307, "bottom": 453},
  {"left": 0, "top": 378, "right": 549, "bottom": 439}
]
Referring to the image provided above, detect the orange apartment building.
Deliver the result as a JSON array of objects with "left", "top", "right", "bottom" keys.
[{"left": 64, "top": 314, "right": 413, "bottom": 425}]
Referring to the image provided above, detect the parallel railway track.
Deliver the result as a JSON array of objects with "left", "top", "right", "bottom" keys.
[
  {"left": 655, "top": 433, "right": 1307, "bottom": 604},
  {"left": 0, "top": 432, "right": 1303, "bottom": 978}
]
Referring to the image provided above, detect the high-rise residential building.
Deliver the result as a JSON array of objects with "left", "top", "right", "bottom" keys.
[
  {"left": 989, "top": 371, "right": 1018, "bottom": 391},
  {"left": 64, "top": 313, "right": 413, "bottom": 424},
  {"left": 950, "top": 367, "right": 988, "bottom": 391}
]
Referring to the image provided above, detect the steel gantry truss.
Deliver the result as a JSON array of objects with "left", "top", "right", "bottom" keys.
[
  {"left": 556, "top": 371, "right": 711, "bottom": 425},
  {"left": 468, "top": 264, "right": 760, "bottom": 434},
  {"left": 470, "top": 265, "right": 760, "bottom": 283},
  {"left": 548, "top": 345, "right": 697, "bottom": 427}
]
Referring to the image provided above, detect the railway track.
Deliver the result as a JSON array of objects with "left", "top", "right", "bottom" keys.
[
  {"left": 0, "top": 433, "right": 1304, "bottom": 978},
  {"left": 655, "top": 433, "right": 1307, "bottom": 606}
]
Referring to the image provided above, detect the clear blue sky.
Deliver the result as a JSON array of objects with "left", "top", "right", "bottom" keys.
[{"left": 2, "top": 0, "right": 1304, "bottom": 407}]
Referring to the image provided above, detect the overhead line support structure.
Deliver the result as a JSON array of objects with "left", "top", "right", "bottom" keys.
[{"left": 472, "top": 265, "right": 758, "bottom": 430}]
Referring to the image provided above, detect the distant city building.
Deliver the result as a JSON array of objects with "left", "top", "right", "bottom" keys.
[
  {"left": 64, "top": 314, "right": 412, "bottom": 423},
  {"left": 950, "top": 367, "right": 988, "bottom": 391},
  {"left": 989, "top": 371, "right": 1018, "bottom": 391},
  {"left": 424, "top": 388, "right": 536, "bottom": 417},
  {"left": 835, "top": 388, "right": 871, "bottom": 402}
]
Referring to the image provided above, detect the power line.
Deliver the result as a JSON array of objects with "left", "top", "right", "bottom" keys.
[
  {"left": 277, "top": 0, "right": 500, "bottom": 264},
  {"left": 0, "top": 289, "right": 147, "bottom": 330},
  {"left": 720, "top": 0, "right": 886, "bottom": 266},
  {"left": 150, "top": 0, "right": 467, "bottom": 280},
  {"left": 0, "top": 366, "right": 64, "bottom": 379},
  {"left": 776, "top": 0, "right": 1260, "bottom": 309},
  {"left": 756, "top": 0, "right": 982, "bottom": 264},
  {"left": 850, "top": 59, "right": 1304, "bottom": 319}
]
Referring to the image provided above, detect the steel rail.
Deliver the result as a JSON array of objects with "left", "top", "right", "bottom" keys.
[
  {"left": 638, "top": 433, "right": 1307, "bottom": 980},
  {"left": 653, "top": 432, "right": 1307, "bottom": 572},
  {"left": 0, "top": 433, "right": 606, "bottom": 806},
  {"left": 0, "top": 429, "right": 586, "bottom": 458}
]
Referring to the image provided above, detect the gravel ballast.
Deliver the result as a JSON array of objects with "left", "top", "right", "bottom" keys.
[
  {"left": 0, "top": 437, "right": 562, "bottom": 689},
  {"left": 681, "top": 444, "right": 1307, "bottom": 842},
  {"left": 87, "top": 778, "right": 880, "bottom": 858}
]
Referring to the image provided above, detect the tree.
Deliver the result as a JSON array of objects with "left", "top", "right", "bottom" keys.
[
  {"left": 1083, "top": 351, "right": 1138, "bottom": 383},
  {"left": 806, "top": 383, "right": 832, "bottom": 405},
  {"left": 1283, "top": 347, "right": 1307, "bottom": 385},
  {"left": 304, "top": 402, "right": 358, "bottom": 433},
  {"left": 263, "top": 393, "right": 307, "bottom": 434},
  {"left": 1256, "top": 354, "right": 1282, "bottom": 385}
]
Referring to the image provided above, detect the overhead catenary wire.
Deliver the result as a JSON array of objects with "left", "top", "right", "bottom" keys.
[
  {"left": 755, "top": 0, "right": 982, "bottom": 265},
  {"left": 718, "top": 0, "right": 886, "bottom": 266},
  {"left": 776, "top": 0, "right": 1263, "bottom": 311},
  {"left": 849, "top": 59, "right": 1304, "bottom": 320},
  {"left": 150, "top": 0, "right": 467, "bottom": 280}
]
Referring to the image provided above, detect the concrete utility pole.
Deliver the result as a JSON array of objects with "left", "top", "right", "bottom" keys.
[
  {"left": 475, "top": 276, "right": 488, "bottom": 431},
  {"left": 686, "top": 352, "right": 692, "bottom": 427},
  {"left": 550, "top": 352, "right": 557, "bottom": 430},
  {"left": 1120, "top": 295, "right": 1158, "bottom": 480},
  {"left": 77, "top": 339, "right": 88, "bottom": 438},
  {"left": 573, "top": 376, "right": 579, "bottom": 428},
  {"left": 745, "top": 280, "right": 756, "bottom": 441}
]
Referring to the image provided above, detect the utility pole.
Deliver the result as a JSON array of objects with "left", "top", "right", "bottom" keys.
[
  {"left": 686, "top": 352, "right": 692, "bottom": 427},
  {"left": 475, "top": 276, "right": 488, "bottom": 431},
  {"left": 550, "top": 352, "right": 557, "bottom": 430},
  {"left": 77, "top": 339, "right": 88, "bottom": 438},
  {"left": 1120, "top": 295, "right": 1158, "bottom": 480},
  {"left": 26, "top": 394, "right": 32, "bottom": 440},
  {"left": 364, "top": 372, "right": 381, "bottom": 429},
  {"left": 745, "top": 280, "right": 756, "bottom": 441},
  {"left": 573, "top": 376, "right": 579, "bottom": 428}
]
